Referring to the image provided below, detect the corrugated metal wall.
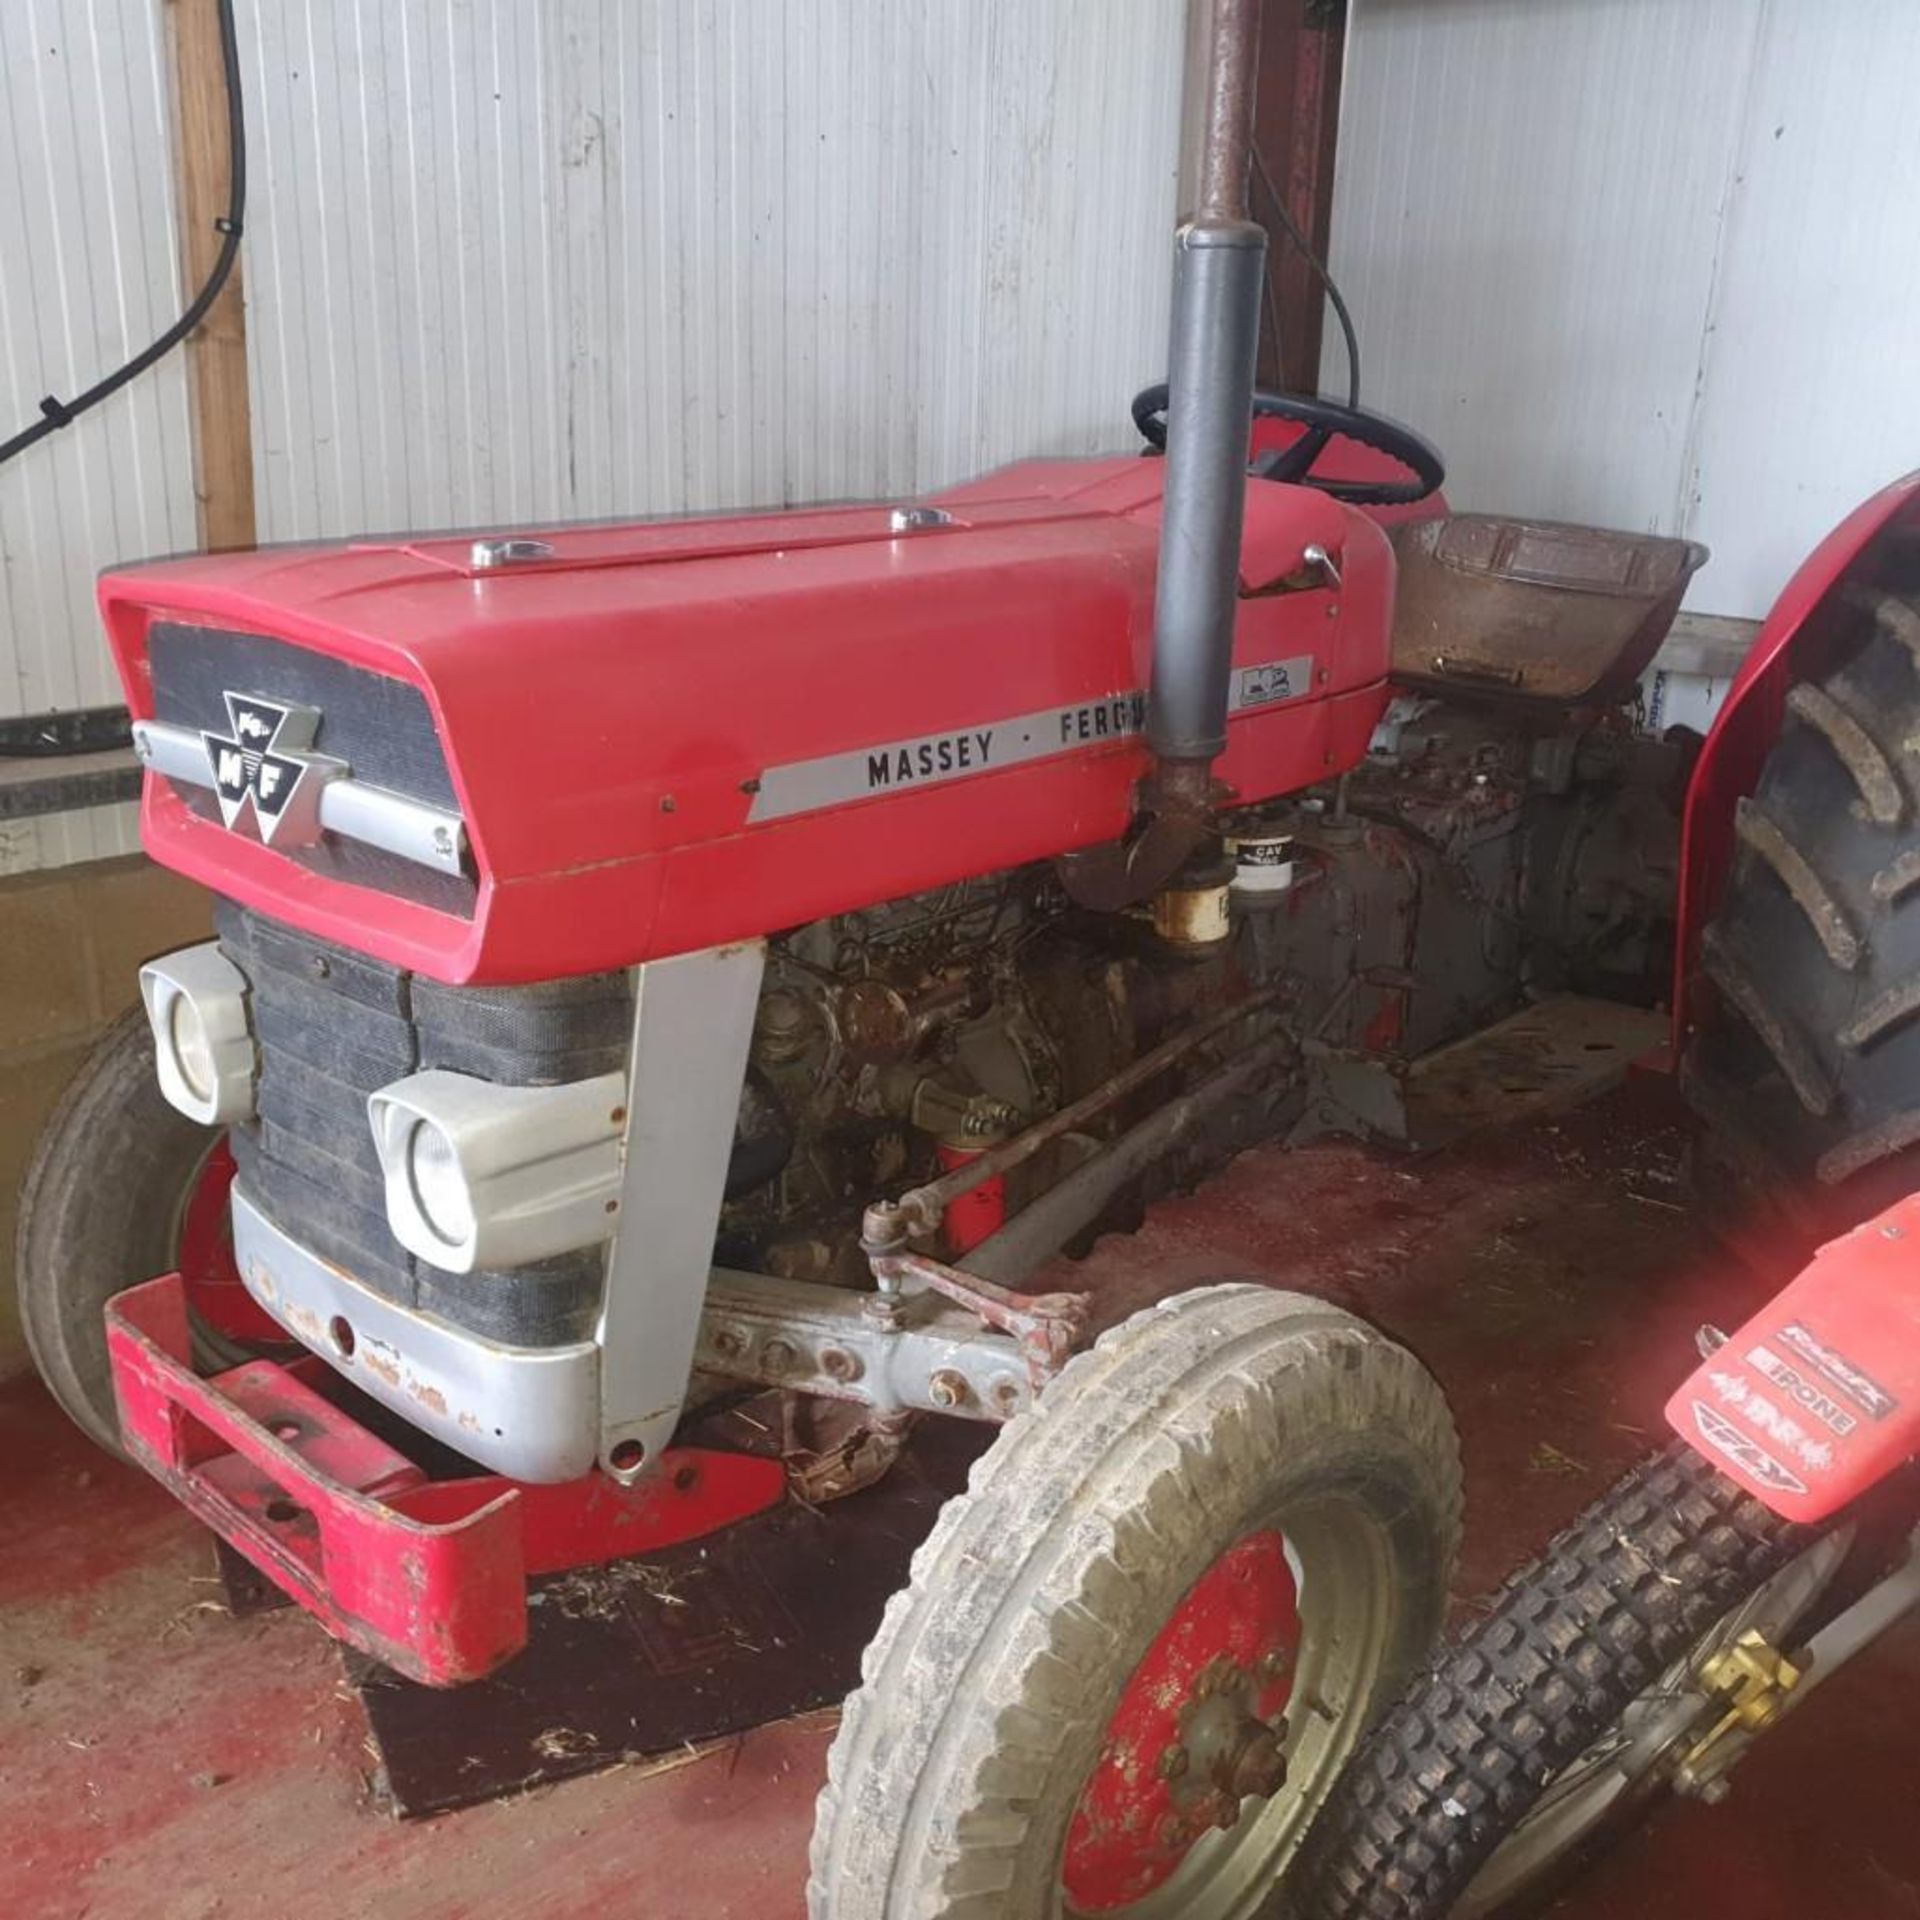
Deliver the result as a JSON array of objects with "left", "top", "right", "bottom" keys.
[
  {"left": 0, "top": 0, "right": 192, "bottom": 869},
  {"left": 1326, "top": 0, "right": 1920, "bottom": 620},
  {"left": 0, "top": 0, "right": 1186, "bottom": 870},
  {"left": 238, "top": 0, "right": 1187, "bottom": 543}
]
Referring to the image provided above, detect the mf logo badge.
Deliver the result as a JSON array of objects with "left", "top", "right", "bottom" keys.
[{"left": 201, "top": 693, "right": 337, "bottom": 846}]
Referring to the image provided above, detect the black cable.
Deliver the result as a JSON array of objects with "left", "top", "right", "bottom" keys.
[
  {"left": 1251, "top": 144, "right": 1359, "bottom": 409},
  {"left": 0, "top": 0, "right": 245, "bottom": 469},
  {"left": 1258, "top": 233, "right": 1284, "bottom": 387}
]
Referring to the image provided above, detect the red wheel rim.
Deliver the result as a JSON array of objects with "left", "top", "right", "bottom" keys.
[
  {"left": 1062, "top": 1529, "right": 1301, "bottom": 1913},
  {"left": 175, "top": 1138, "right": 282, "bottom": 1346}
]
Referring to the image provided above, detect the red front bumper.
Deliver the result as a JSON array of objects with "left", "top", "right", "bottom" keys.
[{"left": 106, "top": 1273, "right": 785, "bottom": 1685}]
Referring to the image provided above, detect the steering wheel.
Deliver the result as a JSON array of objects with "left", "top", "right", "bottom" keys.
[{"left": 1130, "top": 383, "right": 1445, "bottom": 508}]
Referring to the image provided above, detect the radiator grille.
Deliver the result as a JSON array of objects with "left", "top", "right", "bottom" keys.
[
  {"left": 219, "top": 903, "right": 631, "bottom": 1346},
  {"left": 150, "top": 623, "right": 476, "bottom": 917}
]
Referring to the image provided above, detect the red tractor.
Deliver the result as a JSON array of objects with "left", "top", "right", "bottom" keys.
[{"left": 15, "top": 7, "right": 1918, "bottom": 1915}]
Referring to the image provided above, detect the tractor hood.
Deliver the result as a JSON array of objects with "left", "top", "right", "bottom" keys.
[{"left": 101, "top": 458, "right": 1393, "bottom": 983}]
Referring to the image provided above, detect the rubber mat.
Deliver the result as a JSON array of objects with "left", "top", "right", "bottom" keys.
[{"left": 329, "top": 1423, "right": 985, "bottom": 1817}]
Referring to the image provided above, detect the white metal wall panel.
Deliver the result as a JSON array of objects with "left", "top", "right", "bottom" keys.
[
  {"left": 1323, "top": 0, "right": 1762, "bottom": 543},
  {"left": 0, "top": 0, "right": 193, "bottom": 867},
  {"left": 239, "top": 0, "right": 1188, "bottom": 543},
  {"left": 1327, "top": 0, "right": 1920, "bottom": 619},
  {"left": 1680, "top": 7, "right": 1920, "bottom": 617}
]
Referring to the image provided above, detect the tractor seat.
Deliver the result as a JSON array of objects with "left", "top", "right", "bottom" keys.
[{"left": 1388, "top": 515, "right": 1707, "bottom": 706}]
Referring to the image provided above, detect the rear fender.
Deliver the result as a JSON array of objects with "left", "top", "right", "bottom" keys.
[
  {"left": 1666, "top": 1191, "right": 1920, "bottom": 1522},
  {"left": 1673, "top": 471, "right": 1920, "bottom": 1049}
]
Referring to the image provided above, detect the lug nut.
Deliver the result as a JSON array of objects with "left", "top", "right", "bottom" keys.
[{"left": 927, "top": 1369, "right": 970, "bottom": 1409}]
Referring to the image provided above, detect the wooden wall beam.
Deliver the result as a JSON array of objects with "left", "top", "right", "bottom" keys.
[
  {"left": 167, "top": 0, "right": 255, "bottom": 552},
  {"left": 1253, "top": 0, "right": 1348, "bottom": 396}
]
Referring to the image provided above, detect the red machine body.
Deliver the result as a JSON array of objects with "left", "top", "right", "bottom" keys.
[
  {"left": 102, "top": 457, "right": 1397, "bottom": 986},
  {"left": 1667, "top": 1191, "right": 1920, "bottom": 1524}
]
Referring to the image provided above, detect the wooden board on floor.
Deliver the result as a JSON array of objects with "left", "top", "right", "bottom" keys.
[
  {"left": 1405, "top": 994, "right": 1668, "bottom": 1151},
  {"left": 344, "top": 1423, "right": 986, "bottom": 1818}
]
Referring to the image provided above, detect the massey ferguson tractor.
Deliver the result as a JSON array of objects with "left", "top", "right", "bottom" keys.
[{"left": 15, "top": 4, "right": 1920, "bottom": 1916}]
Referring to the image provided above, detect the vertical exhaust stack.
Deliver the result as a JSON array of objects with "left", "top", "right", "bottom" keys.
[
  {"left": 1060, "top": 0, "right": 1267, "bottom": 910},
  {"left": 1149, "top": 0, "right": 1268, "bottom": 780}
]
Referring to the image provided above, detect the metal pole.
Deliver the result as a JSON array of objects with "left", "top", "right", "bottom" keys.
[{"left": 1146, "top": 0, "right": 1267, "bottom": 772}]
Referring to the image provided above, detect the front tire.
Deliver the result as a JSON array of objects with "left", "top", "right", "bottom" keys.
[
  {"left": 808, "top": 1283, "right": 1462, "bottom": 1920},
  {"left": 16, "top": 1008, "right": 248, "bottom": 1453}
]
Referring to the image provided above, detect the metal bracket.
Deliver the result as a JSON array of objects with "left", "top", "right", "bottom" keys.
[
  {"left": 597, "top": 940, "right": 766, "bottom": 1483},
  {"left": 863, "top": 1247, "right": 1089, "bottom": 1387},
  {"left": 696, "top": 1268, "right": 1040, "bottom": 1422}
]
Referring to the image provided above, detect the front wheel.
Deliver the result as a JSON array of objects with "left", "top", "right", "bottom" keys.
[
  {"left": 1291, "top": 1444, "right": 1844, "bottom": 1920},
  {"left": 807, "top": 1283, "right": 1463, "bottom": 1920},
  {"left": 16, "top": 1007, "right": 281, "bottom": 1454}
]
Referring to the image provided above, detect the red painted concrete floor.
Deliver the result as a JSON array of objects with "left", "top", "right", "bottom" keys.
[{"left": 6, "top": 1079, "right": 1919, "bottom": 1920}]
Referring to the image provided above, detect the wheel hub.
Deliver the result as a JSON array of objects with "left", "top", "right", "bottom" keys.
[{"left": 1062, "top": 1530, "right": 1300, "bottom": 1913}]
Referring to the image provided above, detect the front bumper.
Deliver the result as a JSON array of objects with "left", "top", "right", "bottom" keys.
[
  {"left": 105, "top": 1273, "right": 784, "bottom": 1685},
  {"left": 232, "top": 1183, "right": 600, "bottom": 1483}
]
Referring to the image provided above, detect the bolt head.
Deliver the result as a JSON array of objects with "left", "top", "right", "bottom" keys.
[
  {"left": 761, "top": 1339, "right": 798, "bottom": 1375},
  {"left": 1157, "top": 1744, "right": 1189, "bottom": 1781},
  {"left": 820, "top": 1346, "right": 863, "bottom": 1383},
  {"left": 928, "top": 1369, "right": 970, "bottom": 1409}
]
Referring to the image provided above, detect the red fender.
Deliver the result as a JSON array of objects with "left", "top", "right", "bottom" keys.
[
  {"left": 1672, "top": 470, "right": 1920, "bottom": 1048},
  {"left": 1666, "top": 1191, "right": 1920, "bottom": 1522}
]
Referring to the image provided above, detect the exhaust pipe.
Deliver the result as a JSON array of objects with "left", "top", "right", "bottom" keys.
[
  {"left": 1149, "top": 0, "right": 1267, "bottom": 771},
  {"left": 1061, "top": 0, "right": 1267, "bottom": 908}
]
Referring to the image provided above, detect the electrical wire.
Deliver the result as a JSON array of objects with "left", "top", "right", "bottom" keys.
[
  {"left": 0, "top": 0, "right": 246, "bottom": 469},
  {"left": 1251, "top": 143, "right": 1360, "bottom": 409}
]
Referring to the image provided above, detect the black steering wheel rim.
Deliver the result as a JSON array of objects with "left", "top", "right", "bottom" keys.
[{"left": 1130, "top": 383, "right": 1445, "bottom": 508}]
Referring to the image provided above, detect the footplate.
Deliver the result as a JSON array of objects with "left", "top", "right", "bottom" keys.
[{"left": 105, "top": 1273, "right": 785, "bottom": 1685}]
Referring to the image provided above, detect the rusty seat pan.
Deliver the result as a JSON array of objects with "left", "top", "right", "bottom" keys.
[{"left": 1389, "top": 515, "right": 1708, "bottom": 706}]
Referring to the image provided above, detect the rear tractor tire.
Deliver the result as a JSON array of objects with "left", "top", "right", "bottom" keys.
[
  {"left": 807, "top": 1283, "right": 1463, "bottom": 1920},
  {"left": 1688, "top": 579, "right": 1920, "bottom": 1243},
  {"left": 16, "top": 1007, "right": 267, "bottom": 1454}
]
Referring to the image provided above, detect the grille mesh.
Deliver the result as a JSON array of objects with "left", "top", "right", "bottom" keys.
[{"left": 220, "top": 903, "right": 631, "bottom": 1346}]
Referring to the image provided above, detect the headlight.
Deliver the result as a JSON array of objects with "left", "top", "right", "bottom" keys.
[
  {"left": 140, "top": 943, "right": 256, "bottom": 1125},
  {"left": 404, "top": 1119, "right": 477, "bottom": 1248},
  {"left": 369, "top": 1068, "right": 626, "bottom": 1273}
]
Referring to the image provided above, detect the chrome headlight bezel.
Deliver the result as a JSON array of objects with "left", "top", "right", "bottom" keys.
[
  {"left": 367, "top": 1068, "right": 626, "bottom": 1274},
  {"left": 139, "top": 943, "right": 256, "bottom": 1125}
]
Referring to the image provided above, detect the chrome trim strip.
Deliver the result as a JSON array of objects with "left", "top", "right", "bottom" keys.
[
  {"left": 133, "top": 718, "right": 469, "bottom": 876},
  {"left": 231, "top": 1183, "right": 601, "bottom": 1483}
]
